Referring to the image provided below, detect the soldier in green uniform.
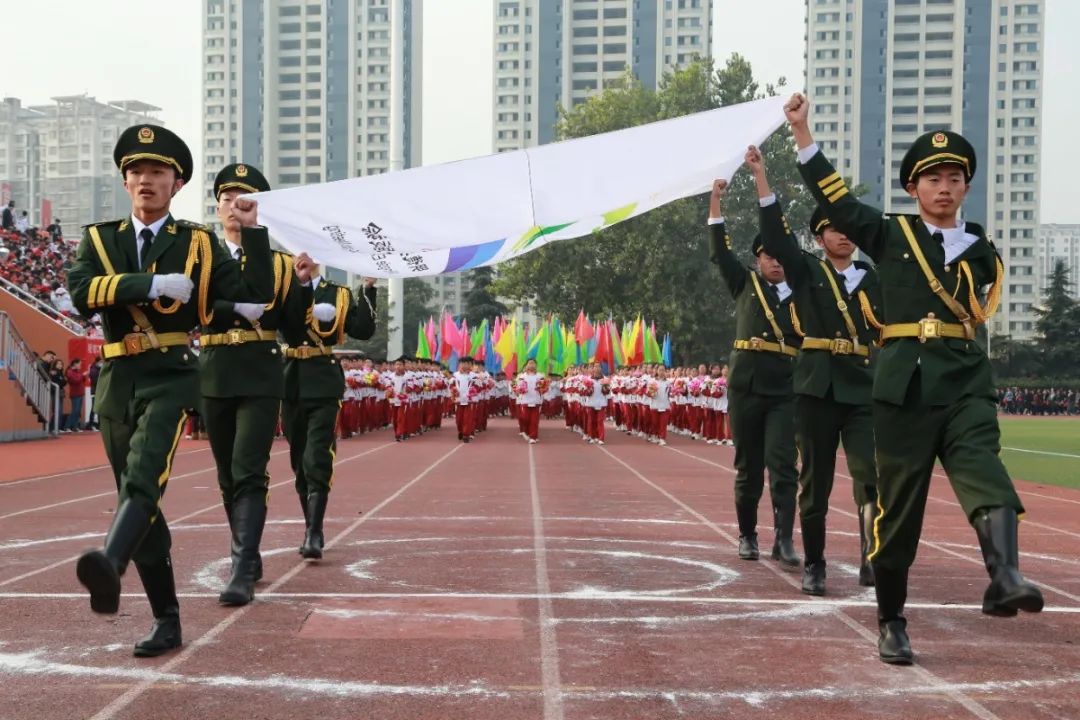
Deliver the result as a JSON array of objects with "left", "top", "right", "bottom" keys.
[
  {"left": 708, "top": 177, "right": 800, "bottom": 570},
  {"left": 278, "top": 266, "right": 377, "bottom": 560},
  {"left": 201, "top": 163, "right": 316, "bottom": 606},
  {"left": 67, "top": 125, "right": 274, "bottom": 656},
  {"left": 785, "top": 93, "right": 1043, "bottom": 664},
  {"left": 746, "top": 145, "right": 881, "bottom": 596}
]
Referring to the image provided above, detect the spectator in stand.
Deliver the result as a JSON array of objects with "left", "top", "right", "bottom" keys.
[
  {"left": 14, "top": 211, "right": 30, "bottom": 233},
  {"left": 48, "top": 357, "right": 68, "bottom": 431},
  {"left": 50, "top": 281, "right": 75, "bottom": 315},
  {"left": 1, "top": 201, "right": 14, "bottom": 230},
  {"left": 47, "top": 218, "right": 63, "bottom": 241},
  {"left": 38, "top": 349, "right": 56, "bottom": 379},
  {"left": 65, "top": 358, "right": 89, "bottom": 432}
]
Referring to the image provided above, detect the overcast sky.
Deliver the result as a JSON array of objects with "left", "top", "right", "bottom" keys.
[{"left": 3, "top": 0, "right": 1077, "bottom": 224}]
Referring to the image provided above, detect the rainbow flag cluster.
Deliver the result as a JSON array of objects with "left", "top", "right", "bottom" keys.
[{"left": 414, "top": 311, "right": 674, "bottom": 375}]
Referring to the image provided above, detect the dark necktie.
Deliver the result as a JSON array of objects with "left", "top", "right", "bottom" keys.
[
  {"left": 139, "top": 227, "right": 153, "bottom": 268},
  {"left": 235, "top": 246, "right": 245, "bottom": 268}
]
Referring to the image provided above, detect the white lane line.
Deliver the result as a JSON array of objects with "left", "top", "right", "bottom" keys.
[
  {"left": 528, "top": 443, "right": 565, "bottom": 720},
  {"left": 3, "top": 591, "right": 1079, "bottom": 613},
  {"left": 0, "top": 448, "right": 288, "bottom": 522},
  {"left": 87, "top": 443, "right": 459, "bottom": 720},
  {"left": 609, "top": 444, "right": 1004, "bottom": 720},
  {"left": 1002, "top": 446, "right": 1080, "bottom": 460},
  {"left": 0, "top": 444, "right": 391, "bottom": 589},
  {"left": 0, "top": 447, "right": 212, "bottom": 488}
]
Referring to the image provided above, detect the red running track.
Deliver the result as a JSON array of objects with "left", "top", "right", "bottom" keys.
[{"left": 0, "top": 418, "right": 1078, "bottom": 720}]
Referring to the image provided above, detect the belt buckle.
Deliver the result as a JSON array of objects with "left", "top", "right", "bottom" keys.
[
  {"left": 918, "top": 316, "right": 943, "bottom": 342},
  {"left": 831, "top": 338, "right": 853, "bottom": 355},
  {"left": 749, "top": 337, "right": 764, "bottom": 351},
  {"left": 226, "top": 328, "right": 246, "bottom": 345},
  {"left": 122, "top": 333, "right": 146, "bottom": 356}
]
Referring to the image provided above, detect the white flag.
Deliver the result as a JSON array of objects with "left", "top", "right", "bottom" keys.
[{"left": 254, "top": 96, "right": 787, "bottom": 277}]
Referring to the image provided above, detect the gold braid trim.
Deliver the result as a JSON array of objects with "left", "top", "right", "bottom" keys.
[
  {"left": 309, "top": 285, "right": 347, "bottom": 341},
  {"left": 858, "top": 290, "right": 885, "bottom": 346},
  {"left": 197, "top": 230, "right": 214, "bottom": 325},
  {"left": 263, "top": 253, "right": 284, "bottom": 311},
  {"left": 274, "top": 254, "right": 294, "bottom": 309},
  {"left": 335, "top": 286, "right": 349, "bottom": 344},
  {"left": 788, "top": 302, "right": 806, "bottom": 338},
  {"left": 150, "top": 231, "right": 200, "bottom": 314},
  {"left": 960, "top": 256, "right": 1004, "bottom": 325}
]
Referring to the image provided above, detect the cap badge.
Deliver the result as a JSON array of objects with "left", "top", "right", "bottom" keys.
[
  {"left": 138, "top": 127, "right": 155, "bottom": 144},
  {"left": 235, "top": 164, "right": 248, "bottom": 177},
  {"left": 931, "top": 132, "right": 948, "bottom": 148}
]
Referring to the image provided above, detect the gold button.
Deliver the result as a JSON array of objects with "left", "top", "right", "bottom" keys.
[
  {"left": 903, "top": 253, "right": 910, "bottom": 259},
  {"left": 234, "top": 320, "right": 241, "bottom": 326},
  {"left": 160, "top": 348, "right": 167, "bottom": 353},
  {"left": 182, "top": 354, "right": 189, "bottom": 361},
  {"left": 133, "top": 325, "right": 140, "bottom": 332},
  {"left": 271, "top": 348, "right": 278, "bottom": 355},
  {"left": 330, "top": 359, "right": 336, "bottom": 364},
  {"left": 762, "top": 331, "right": 769, "bottom": 337},
  {"left": 864, "top": 359, "right": 870, "bottom": 366},
  {"left": 836, "top": 331, "right": 842, "bottom": 337},
  {"left": 944, "top": 264, "right": 951, "bottom": 272},
  {"left": 302, "top": 341, "right": 309, "bottom": 346}
]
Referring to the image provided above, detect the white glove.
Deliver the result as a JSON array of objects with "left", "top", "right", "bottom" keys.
[
  {"left": 233, "top": 302, "right": 265, "bottom": 322},
  {"left": 312, "top": 303, "right": 337, "bottom": 322},
  {"left": 150, "top": 274, "right": 194, "bottom": 303}
]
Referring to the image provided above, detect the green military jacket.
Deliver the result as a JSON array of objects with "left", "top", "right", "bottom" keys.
[
  {"left": 759, "top": 200, "right": 882, "bottom": 405},
  {"left": 199, "top": 248, "right": 312, "bottom": 399},
  {"left": 710, "top": 222, "right": 799, "bottom": 397},
  {"left": 67, "top": 217, "right": 274, "bottom": 421},
  {"left": 279, "top": 278, "right": 378, "bottom": 401},
  {"left": 799, "top": 150, "right": 1002, "bottom": 406}
]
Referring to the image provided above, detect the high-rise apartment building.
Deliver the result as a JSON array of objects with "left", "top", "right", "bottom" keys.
[
  {"left": 492, "top": 0, "right": 713, "bottom": 154},
  {"left": 1036, "top": 224, "right": 1080, "bottom": 301},
  {"left": 0, "top": 95, "right": 161, "bottom": 229},
  {"left": 804, "top": 0, "right": 1044, "bottom": 339},
  {"left": 201, "top": 0, "right": 422, "bottom": 227}
]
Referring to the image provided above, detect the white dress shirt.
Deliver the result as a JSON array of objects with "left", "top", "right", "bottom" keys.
[{"left": 130, "top": 214, "right": 169, "bottom": 263}]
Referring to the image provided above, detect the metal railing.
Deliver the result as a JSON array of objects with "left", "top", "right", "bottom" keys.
[
  {"left": 1, "top": 311, "right": 60, "bottom": 434},
  {"left": 0, "top": 275, "right": 87, "bottom": 336}
]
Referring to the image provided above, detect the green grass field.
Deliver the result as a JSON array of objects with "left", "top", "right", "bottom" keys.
[{"left": 998, "top": 417, "right": 1080, "bottom": 489}]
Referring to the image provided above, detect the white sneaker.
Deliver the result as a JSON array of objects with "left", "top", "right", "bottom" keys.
[
  {"left": 596, "top": 440, "right": 605, "bottom": 446},
  {"left": 587, "top": 438, "right": 595, "bottom": 444},
  {"left": 529, "top": 438, "right": 538, "bottom": 444},
  {"left": 658, "top": 440, "right": 667, "bottom": 446}
]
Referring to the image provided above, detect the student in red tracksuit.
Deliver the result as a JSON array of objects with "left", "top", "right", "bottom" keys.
[
  {"left": 389, "top": 358, "right": 409, "bottom": 441},
  {"left": 453, "top": 357, "right": 476, "bottom": 443},
  {"left": 517, "top": 359, "right": 543, "bottom": 444},
  {"left": 585, "top": 364, "right": 608, "bottom": 445}
]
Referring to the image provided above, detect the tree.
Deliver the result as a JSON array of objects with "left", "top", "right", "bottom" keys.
[
  {"left": 492, "top": 55, "right": 814, "bottom": 364},
  {"left": 463, "top": 266, "right": 508, "bottom": 327},
  {"left": 1032, "top": 260, "right": 1080, "bottom": 377},
  {"left": 344, "top": 279, "right": 436, "bottom": 359}
]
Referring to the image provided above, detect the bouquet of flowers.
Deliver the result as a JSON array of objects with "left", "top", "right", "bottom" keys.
[
  {"left": 362, "top": 371, "right": 379, "bottom": 388},
  {"left": 689, "top": 378, "right": 704, "bottom": 397},
  {"left": 600, "top": 378, "right": 611, "bottom": 395},
  {"left": 537, "top": 377, "right": 550, "bottom": 394},
  {"left": 672, "top": 378, "right": 688, "bottom": 397},
  {"left": 580, "top": 377, "right": 595, "bottom": 395},
  {"left": 434, "top": 377, "right": 447, "bottom": 391},
  {"left": 515, "top": 378, "right": 528, "bottom": 395},
  {"left": 346, "top": 374, "right": 362, "bottom": 390},
  {"left": 645, "top": 380, "right": 659, "bottom": 399}
]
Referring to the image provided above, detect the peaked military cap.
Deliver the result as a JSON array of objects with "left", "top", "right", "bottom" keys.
[
  {"left": 810, "top": 207, "right": 832, "bottom": 235},
  {"left": 113, "top": 124, "right": 193, "bottom": 184},
  {"left": 214, "top": 163, "right": 271, "bottom": 199},
  {"left": 751, "top": 234, "right": 765, "bottom": 256},
  {"left": 899, "top": 130, "right": 976, "bottom": 188}
]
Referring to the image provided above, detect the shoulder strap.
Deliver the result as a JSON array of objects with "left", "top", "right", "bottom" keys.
[
  {"left": 88, "top": 225, "right": 160, "bottom": 344},
  {"left": 818, "top": 259, "right": 861, "bottom": 345},
  {"left": 748, "top": 272, "right": 788, "bottom": 350},
  {"left": 896, "top": 216, "right": 974, "bottom": 336}
]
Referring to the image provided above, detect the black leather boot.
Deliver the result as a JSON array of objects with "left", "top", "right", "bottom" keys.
[
  {"left": 735, "top": 502, "right": 759, "bottom": 560},
  {"left": 219, "top": 494, "right": 268, "bottom": 606},
  {"left": 858, "top": 503, "right": 877, "bottom": 587},
  {"left": 76, "top": 500, "right": 151, "bottom": 614},
  {"left": 133, "top": 556, "right": 182, "bottom": 657},
  {"left": 771, "top": 502, "right": 801, "bottom": 571},
  {"left": 297, "top": 491, "right": 310, "bottom": 555},
  {"left": 874, "top": 564, "right": 913, "bottom": 665},
  {"left": 801, "top": 514, "right": 827, "bottom": 595},
  {"left": 973, "top": 507, "right": 1044, "bottom": 617},
  {"left": 300, "top": 492, "right": 328, "bottom": 560}
]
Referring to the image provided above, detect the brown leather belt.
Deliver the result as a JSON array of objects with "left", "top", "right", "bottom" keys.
[
  {"left": 733, "top": 338, "right": 798, "bottom": 357},
  {"left": 800, "top": 336, "right": 870, "bottom": 357},
  {"left": 201, "top": 328, "right": 277, "bottom": 346},
  {"left": 102, "top": 332, "right": 190, "bottom": 360}
]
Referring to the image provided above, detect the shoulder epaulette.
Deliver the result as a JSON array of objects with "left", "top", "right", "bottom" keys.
[
  {"left": 177, "top": 219, "right": 212, "bottom": 231},
  {"left": 82, "top": 218, "right": 124, "bottom": 229}
]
